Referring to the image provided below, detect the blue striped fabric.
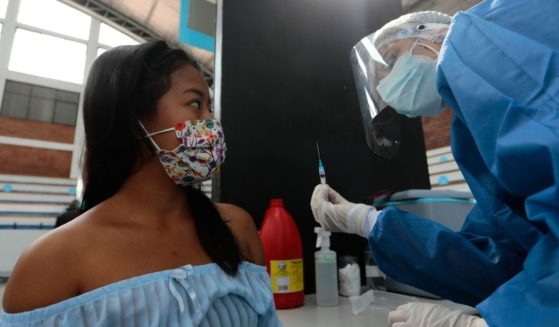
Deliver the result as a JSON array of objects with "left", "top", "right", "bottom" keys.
[{"left": 0, "top": 262, "right": 281, "bottom": 326}]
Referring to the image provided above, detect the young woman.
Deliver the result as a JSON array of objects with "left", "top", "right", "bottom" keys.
[{"left": 1, "top": 40, "right": 281, "bottom": 326}]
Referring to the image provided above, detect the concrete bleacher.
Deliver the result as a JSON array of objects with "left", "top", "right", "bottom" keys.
[
  {"left": 0, "top": 174, "right": 77, "bottom": 278},
  {"left": 426, "top": 146, "right": 471, "bottom": 192}
]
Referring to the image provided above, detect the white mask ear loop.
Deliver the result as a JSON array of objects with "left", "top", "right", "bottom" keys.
[
  {"left": 138, "top": 120, "right": 173, "bottom": 152},
  {"left": 410, "top": 31, "right": 440, "bottom": 58}
]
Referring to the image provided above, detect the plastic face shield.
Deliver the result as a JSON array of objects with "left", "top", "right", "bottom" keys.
[{"left": 350, "top": 23, "right": 448, "bottom": 158}]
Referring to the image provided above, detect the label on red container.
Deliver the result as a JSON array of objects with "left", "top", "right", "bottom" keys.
[{"left": 270, "top": 259, "right": 304, "bottom": 293}]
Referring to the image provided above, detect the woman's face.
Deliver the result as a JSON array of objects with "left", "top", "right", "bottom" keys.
[{"left": 144, "top": 64, "right": 213, "bottom": 151}]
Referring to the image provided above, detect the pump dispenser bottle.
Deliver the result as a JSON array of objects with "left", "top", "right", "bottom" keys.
[{"left": 314, "top": 227, "right": 339, "bottom": 306}]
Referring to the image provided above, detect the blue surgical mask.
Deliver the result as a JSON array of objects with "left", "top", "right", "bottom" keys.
[{"left": 376, "top": 52, "right": 444, "bottom": 118}]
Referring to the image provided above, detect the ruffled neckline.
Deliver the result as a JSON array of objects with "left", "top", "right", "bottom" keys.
[{"left": 1, "top": 262, "right": 266, "bottom": 318}]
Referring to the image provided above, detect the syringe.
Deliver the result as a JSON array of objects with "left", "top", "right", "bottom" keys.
[{"left": 316, "top": 143, "right": 327, "bottom": 184}]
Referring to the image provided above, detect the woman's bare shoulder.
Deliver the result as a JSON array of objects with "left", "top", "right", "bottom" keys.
[
  {"left": 1, "top": 211, "right": 98, "bottom": 313},
  {"left": 215, "top": 203, "right": 265, "bottom": 265}
]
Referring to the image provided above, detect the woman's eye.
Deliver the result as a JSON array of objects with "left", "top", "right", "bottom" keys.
[{"left": 189, "top": 100, "right": 201, "bottom": 109}]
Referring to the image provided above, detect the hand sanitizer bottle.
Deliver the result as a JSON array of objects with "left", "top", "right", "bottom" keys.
[{"left": 314, "top": 227, "right": 339, "bottom": 306}]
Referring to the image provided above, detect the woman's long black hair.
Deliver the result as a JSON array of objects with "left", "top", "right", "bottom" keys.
[{"left": 81, "top": 40, "right": 243, "bottom": 275}]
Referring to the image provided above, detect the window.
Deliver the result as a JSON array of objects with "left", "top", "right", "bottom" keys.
[
  {"left": 1, "top": 80, "right": 80, "bottom": 126},
  {"left": 17, "top": 0, "right": 91, "bottom": 40},
  {"left": 97, "top": 47, "right": 107, "bottom": 58},
  {"left": 0, "top": 0, "right": 7, "bottom": 19},
  {"left": 99, "top": 23, "right": 139, "bottom": 47},
  {"left": 9, "top": 29, "right": 87, "bottom": 84}
]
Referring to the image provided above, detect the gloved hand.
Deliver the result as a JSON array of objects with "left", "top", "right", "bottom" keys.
[
  {"left": 310, "top": 184, "right": 378, "bottom": 237},
  {"left": 388, "top": 303, "right": 488, "bottom": 327}
]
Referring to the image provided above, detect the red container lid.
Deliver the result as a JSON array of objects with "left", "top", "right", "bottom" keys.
[{"left": 269, "top": 198, "right": 284, "bottom": 207}]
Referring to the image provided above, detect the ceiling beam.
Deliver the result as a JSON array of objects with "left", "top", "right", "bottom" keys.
[
  {"left": 63, "top": 0, "right": 157, "bottom": 40},
  {"left": 59, "top": 0, "right": 214, "bottom": 83}
]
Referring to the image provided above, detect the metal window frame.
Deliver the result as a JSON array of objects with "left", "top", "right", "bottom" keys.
[
  {"left": 0, "top": 0, "right": 95, "bottom": 109},
  {"left": 0, "top": 0, "right": 105, "bottom": 180},
  {"left": 61, "top": 0, "right": 214, "bottom": 82},
  {"left": 2, "top": 80, "right": 81, "bottom": 126}
]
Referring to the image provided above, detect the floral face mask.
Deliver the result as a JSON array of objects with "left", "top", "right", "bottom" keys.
[{"left": 139, "top": 119, "right": 226, "bottom": 186}]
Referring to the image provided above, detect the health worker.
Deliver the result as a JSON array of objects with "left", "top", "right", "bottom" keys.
[{"left": 312, "top": 1, "right": 559, "bottom": 326}]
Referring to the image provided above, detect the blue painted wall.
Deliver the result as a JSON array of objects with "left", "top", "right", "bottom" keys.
[{"left": 179, "top": 0, "right": 215, "bottom": 52}]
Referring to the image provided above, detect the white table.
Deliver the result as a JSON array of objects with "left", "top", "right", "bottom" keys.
[{"left": 277, "top": 291, "right": 476, "bottom": 327}]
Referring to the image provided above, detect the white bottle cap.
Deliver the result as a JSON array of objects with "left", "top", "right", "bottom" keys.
[{"left": 315, "top": 227, "right": 331, "bottom": 249}]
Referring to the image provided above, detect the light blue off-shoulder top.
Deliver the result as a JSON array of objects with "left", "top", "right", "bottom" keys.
[{"left": 0, "top": 262, "right": 282, "bottom": 326}]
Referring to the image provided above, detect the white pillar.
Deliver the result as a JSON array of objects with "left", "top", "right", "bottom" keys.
[
  {"left": 213, "top": 0, "right": 223, "bottom": 121},
  {"left": 70, "top": 19, "right": 100, "bottom": 192},
  {"left": 0, "top": 0, "right": 22, "bottom": 111}
]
